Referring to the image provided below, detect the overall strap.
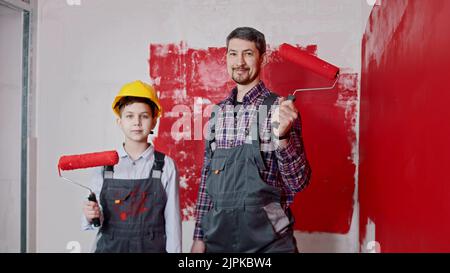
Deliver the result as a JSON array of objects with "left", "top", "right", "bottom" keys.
[
  {"left": 250, "top": 92, "right": 279, "bottom": 171},
  {"left": 259, "top": 92, "right": 278, "bottom": 122},
  {"left": 103, "top": 165, "right": 114, "bottom": 179},
  {"left": 263, "top": 92, "right": 278, "bottom": 110},
  {"left": 152, "top": 150, "right": 166, "bottom": 179},
  {"left": 255, "top": 92, "right": 279, "bottom": 144},
  {"left": 206, "top": 105, "right": 220, "bottom": 158}
]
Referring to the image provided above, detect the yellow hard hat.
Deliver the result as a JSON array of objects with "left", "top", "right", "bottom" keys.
[{"left": 112, "top": 80, "right": 162, "bottom": 118}]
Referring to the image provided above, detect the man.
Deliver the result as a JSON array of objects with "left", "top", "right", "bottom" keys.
[{"left": 191, "top": 27, "right": 311, "bottom": 253}]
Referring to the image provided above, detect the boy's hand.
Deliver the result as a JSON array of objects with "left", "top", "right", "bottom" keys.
[{"left": 83, "top": 201, "right": 100, "bottom": 223}]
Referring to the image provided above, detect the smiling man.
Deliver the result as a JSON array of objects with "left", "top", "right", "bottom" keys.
[{"left": 191, "top": 27, "right": 312, "bottom": 253}]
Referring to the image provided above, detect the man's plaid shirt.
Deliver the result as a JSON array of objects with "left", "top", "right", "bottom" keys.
[{"left": 193, "top": 81, "right": 311, "bottom": 240}]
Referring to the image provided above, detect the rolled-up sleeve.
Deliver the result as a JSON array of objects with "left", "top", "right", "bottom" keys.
[{"left": 193, "top": 142, "right": 213, "bottom": 240}]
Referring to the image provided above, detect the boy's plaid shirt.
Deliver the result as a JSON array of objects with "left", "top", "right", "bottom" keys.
[{"left": 193, "top": 81, "right": 311, "bottom": 240}]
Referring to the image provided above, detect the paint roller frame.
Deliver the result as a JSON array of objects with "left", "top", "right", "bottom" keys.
[
  {"left": 57, "top": 150, "right": 119, "bottom": 227},
  {"left": 58, "top": 175, "right": 101, "bottom": 227},
  {"left": 287, "top": 77, "right": 339, "bottom": 101}
]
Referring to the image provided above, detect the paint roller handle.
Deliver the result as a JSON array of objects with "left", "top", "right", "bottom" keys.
[
  {"left": 87, "top": 192, "right": 101, "bottom": 227},
  {"left": 272, "top": 95, "right": 297, "bottom": 130}
]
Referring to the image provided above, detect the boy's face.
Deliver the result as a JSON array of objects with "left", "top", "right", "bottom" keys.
[{"left": 117, "top": 102, "right": 156, "bottom": 143}]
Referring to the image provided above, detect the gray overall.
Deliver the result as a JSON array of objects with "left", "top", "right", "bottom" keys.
[
  {"left": 201, "top": 93, "right": 297, "bottom": 253},
  {"left": 95, "top": 151, "right": 167, "bottom": 253}
]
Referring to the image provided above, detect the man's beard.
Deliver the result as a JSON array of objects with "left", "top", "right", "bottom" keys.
[{"left": 231, "top": 67, "right": 259, "bottom": 85}]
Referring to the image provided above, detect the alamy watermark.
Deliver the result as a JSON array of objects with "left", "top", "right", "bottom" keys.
[
  {"left": 365, "top": 240, "right": 381, "bottom": 253},
  {"left": 66, "top": 240, "right": 81, "bottom": 253},
  {"left": 166, "top": 102, "right": 284, "bottom": 152}
]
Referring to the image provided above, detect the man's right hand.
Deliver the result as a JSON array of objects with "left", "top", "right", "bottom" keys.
[
  {"left": 191, "top": 239, "right": 206, "bottom": 253},
  {"left": 83, "top": 201, "right": 100, "bottom": 223}
]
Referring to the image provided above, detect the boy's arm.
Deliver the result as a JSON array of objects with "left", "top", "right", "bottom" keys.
[
  {"left": 81, "top": 166, "right": 104, "bottom": 230},
  {"left": 163, "top": 157, "right": 182, "bottom": 253}
]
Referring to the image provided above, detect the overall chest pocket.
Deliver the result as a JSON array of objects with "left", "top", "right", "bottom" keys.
[
  {"left": 210, "top": 157, "right": 227, "bottom": 175},
  {"left": 103, "top": 188, "right": 132, "bottom": 205},
  {"left": 206, "top": 157, "right": 228, "bottom": 193}
]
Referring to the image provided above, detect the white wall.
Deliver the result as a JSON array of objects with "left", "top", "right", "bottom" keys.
[
  {"left": 34, "top": 0, "right": 373, "bottom": 252},
  {"left": 0, "top": 2, "right": 23, "bottom": 252}
]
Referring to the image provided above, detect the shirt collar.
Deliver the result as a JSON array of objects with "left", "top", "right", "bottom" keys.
[
  {"left": 118, "top": 143, "right": 154, "bottom": 161},
  {"left": 223, "top": 81, "right": 269, "bottom": 106}
]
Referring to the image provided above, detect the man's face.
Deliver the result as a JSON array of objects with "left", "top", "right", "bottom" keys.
[{"left": 226, "top": 38, "right": 264, "bottom": 86}]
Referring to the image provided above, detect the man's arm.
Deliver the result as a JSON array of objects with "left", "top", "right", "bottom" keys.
[
  {"left": 191, "top": 239, "right": 206, "bottom": 253},
  {"left": 192, "top": 143, "right": 213, "bottom": 248},
  {"left": 273, "top": 98, "right": 312, "bottom": 193}
]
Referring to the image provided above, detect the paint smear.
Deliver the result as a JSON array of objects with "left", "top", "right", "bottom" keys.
[
  {"left": 150, "top": 43, "right": 357, "bottom": 233},
  {"left": 112, "top": 189, "right": 150, "bottom": 221},
  {"left": 360, "top": 0, "right": 450, "bottom": 251},
  {"left": 120, "top": 212, "right": 127, "bottom": 221}
]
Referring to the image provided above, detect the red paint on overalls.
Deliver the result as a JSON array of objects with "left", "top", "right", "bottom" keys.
[
  {"left": 127, "top": 190, "right": 149, "bottom": 218},
  {"left": 120, "top": 212, "right": 127, "bottom": 221},
  {"left": 113, "top": 189, "right": 150, "bottom": 221},
  {"left": 136, "top": 192, "right": 150, "bottom": 214},
  {"left": 150, "top": 43, "right": 357, "bottom": 233}
]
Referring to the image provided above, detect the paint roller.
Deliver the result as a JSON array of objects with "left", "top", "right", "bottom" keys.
[
  {"left": 58, "top": 150, "right": 119, "bottom": 227},
  {"left": 279, "top": 43, "right": 340, "bottom": 101}
]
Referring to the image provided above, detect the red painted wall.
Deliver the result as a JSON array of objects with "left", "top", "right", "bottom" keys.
[
  {"left": 149, "top": 43, "right": 357, "bottom": 233},
  {"left": 360, "top": 0, "right": 450, "bottom": 252}
]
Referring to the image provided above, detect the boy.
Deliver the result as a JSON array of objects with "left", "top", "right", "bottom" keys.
[{"left": 82, "top": 80, "right": 181, "bottom": 253}]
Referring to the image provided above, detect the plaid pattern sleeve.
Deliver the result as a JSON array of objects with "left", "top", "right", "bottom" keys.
[
  {"left": 275, "top": 110, "right": 312, "bottom": 194},
  {"left": 193, "top": 140, "right": 213, "bottom": 240}
]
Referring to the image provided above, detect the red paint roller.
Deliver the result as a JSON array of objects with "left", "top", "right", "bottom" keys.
[
  {"left": 279, "top": 43, "right": 340, "bottom": 101},
  {"left": 58, "top": 150, "right": 119, "bottom": 227},
  {"left": 58, "top": 150, "right": 119, "bottom": 174}
]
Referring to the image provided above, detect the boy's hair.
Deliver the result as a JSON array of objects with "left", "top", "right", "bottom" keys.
[
  {"left": 226, "top": 27, "right": 266, "bottom": 56},
  {"left": 116, "top": 96, "right": 158, "bottom": 117}
]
